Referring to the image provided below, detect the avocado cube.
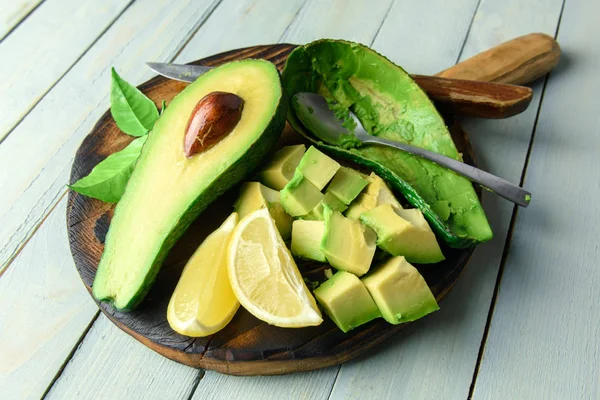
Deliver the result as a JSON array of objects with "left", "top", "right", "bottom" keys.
[
  {"left": 291, "top": 220, "right": 327, "bottom": 262},
  {"left": 314, "top": 271, "right": 381, "bottom": 333},
  {"left": 257, "top": 145, "right": 306, "bottom": 190},
  {"left": 345, "top": 193, "right": 370, "bottom": 220},
  {"left": 360, "top": 204, "right": 444, "bottom": 264},
  {"left": 280, "top": 171, "right": 324, "bottom": 217},
  {"left": 362, "top": 256, "right": 439, "bottom": 324},
  {"left": 303, "top": 191, "right": 348, "bottom": 221},
  {"left": 234, "top": 182, "right": 292, "bottom": 239},
  {"left": 296, "top": 146, "right": 340, "bottom": 190},
  {"left": 346, "top": 172, "right": 402, "bottom": 220},
  {"left": 327, "top": 167, "right": 369, "bottom": 205},
  {"left": 320, "top": 205, "right": 376, "bottom": 276}
]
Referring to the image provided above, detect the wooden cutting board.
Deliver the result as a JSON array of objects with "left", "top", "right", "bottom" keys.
[{"left": 67, "top": 34, "right": 559, "bottom": 375}]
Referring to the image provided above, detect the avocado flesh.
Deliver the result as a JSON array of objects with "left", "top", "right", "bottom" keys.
[
  {"left": 303, "top": 191, "right": 347, "bottom": 221},
  {"left": 93, "top": 60, "right": 285, "bottom": 310},
  {"left": 280, "top": 171, "right": 324, "bottom": 217},
  {"left": 282, "top": 40, "right": 492, "bottom": 247},
  {"left": 346, "top": 172, "right": 401, "bottom": 220},
  {"left": 321, "top": 205, "right": 376, "bottom": 276},
  {"left": 314, "top": 271, "right": 381, "bottom": 333},
  {"left": 362, "top": 256, "right": 439, "bottom": 324},
  {"left": 296, "top": 146, "right": 340, "bottom": 190},
  {"left": 327, "top": 166, "right": 369, "bottom": 205},
  {"left": 257, "top": 144, "right": 306, "bottom": 190},
  {"left": 291, "top": 220, "right": 326, "bottom": 262},
  {"left": 360, "top": 204, "right": 444, "bottom": 264},
  {"left": 234, "top": 182, "right": 292, "bottom": 239}
]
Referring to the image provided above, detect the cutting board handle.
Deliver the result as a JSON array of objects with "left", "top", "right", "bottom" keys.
[{"left": 436, "top": 32, "right": 560, "bottom": 85}]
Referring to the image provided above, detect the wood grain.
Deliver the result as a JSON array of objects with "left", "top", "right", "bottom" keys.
[
  {"left": 0, "top": 0, "right": 131, "bottom": 142},
  {"left": 45, "top": 315, "right": 200, "bottom": 400},
  {"left": 0, "top": 198, "right": 98, "bottom": 400},
  {"left": 0, "top": 0, "right": 222, "bottom": 272},
  {"left": 0, "top": 0, "right": 42, "bottom": 40},
  {"left": 370, "top": 0, "right": 481, "bottom": 75},
  {"left": 191, "top": 367, "right": 338, "bottom": 400},
  {"left": 412, "top": 75, "right": 532, "bottom": 119},
  {"left": 437, "top": 32, "right": 560, "bottom": 85},
  {"left": 278, "top": 0, "right": 395, "bottom": 44},
  {"left": 173, "top": 0, "right": 306, "bottom": 64},
  {"left": 472, "top": 1, "right": 600, "bottom": 398},
  {"left": 330, "top": 1, "right": 565, "bottom": 399},
  {"left": 67, "top": 44, "right": 476, "bottom": 375}
]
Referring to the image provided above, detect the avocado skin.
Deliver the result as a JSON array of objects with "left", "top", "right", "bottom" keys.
[
  {"left": 94, "top": 71, "right": 287, "bottom": 311},
  {"left": 281, "top": 40, "right": 492, "bottom": 248}
]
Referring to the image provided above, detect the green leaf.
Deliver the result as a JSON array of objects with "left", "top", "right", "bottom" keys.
[
  {"left": 110, "top": 68, "right": 159, "bottom": 136},
  {"left": 69, "top": 135, "right": 148, "bottom": 203},
  {"left": 160, "top": 100, "right": 167, "bottom": 115}
]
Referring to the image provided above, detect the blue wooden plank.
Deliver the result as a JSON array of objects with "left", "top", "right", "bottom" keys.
[
  {"left": 0, "top": 0, "right": 131, "bottom": 142},
  {"left": 279, "top": 0, "right": 394, "bottom": 44},
  {"left": 472, "top": 1, "right": 600, "bottom": 398},
  {"left": 175, "top": 0, "right": 305, "bottom": 63},
  {"left": 0, "top": 0, "right": 43, "bottom": 40},
  {"left": 0, "top": 198, "right": 98, "bottom": 399},
  {"left": 370, "top": 0, "right": 479, "bottom": 75},
  {"left": 45, "top": 315, "right": 199, "bottom": 399},
  {"left": 330, "top": 0, "right": 564, "bottom": 398}
]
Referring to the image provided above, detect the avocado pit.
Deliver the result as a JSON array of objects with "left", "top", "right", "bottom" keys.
[{"left": 184, "top": 91, "right": 244, "bottom": 157}]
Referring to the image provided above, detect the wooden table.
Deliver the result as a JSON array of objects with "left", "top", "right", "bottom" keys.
[{"left": 1, "top": 0, "right": 597, "bottom": 399}]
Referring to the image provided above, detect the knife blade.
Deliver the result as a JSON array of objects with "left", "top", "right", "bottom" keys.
[
  {"left": 146, "top": 62, "right": 211, "bottom": 82},
  {"left": 146, "top": 62, "right": 533, "bottom": 119}
]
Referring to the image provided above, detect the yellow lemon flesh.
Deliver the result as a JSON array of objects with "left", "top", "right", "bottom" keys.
[
  {"left": 167, "top": 212, "right": 240, "bottom": 337},
  {"left": 227, "top": 207, "right": 322, "bottom": 327}
]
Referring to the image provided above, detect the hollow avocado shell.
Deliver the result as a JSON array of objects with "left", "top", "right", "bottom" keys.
[{"left": 281, "top": 39, "right": 493, "bottom": 248}]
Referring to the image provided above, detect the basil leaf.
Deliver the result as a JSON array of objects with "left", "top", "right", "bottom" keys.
[
  {"left": 69, "top": 135, "right": 148, "bottom": 203},
  {"left": 110, "top": 68, "right": 159, "bottom": 137}
]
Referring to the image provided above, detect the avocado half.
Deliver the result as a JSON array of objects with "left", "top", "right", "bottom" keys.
[
  {"left": 93, "top": 59, "right": 286, "bottom": 310},
  {"left": 281, "top": 39, "right": 492, "bottom": 248}
]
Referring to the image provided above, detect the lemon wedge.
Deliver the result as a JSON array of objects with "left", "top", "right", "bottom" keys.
[
  {"left": 227, "top": 207, "right": 322, "bottom": 327},
  {"left": 167, "top": 212, "right": 240, "bottom": 337}
]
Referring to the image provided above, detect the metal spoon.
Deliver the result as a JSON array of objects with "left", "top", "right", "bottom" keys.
[{"left": 292, "top": 92, "right": 531, "bottom": 207}]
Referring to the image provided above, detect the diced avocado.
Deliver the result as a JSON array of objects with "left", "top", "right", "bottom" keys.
[
  {"left": 314, "top": 271, "right": 381, "bottom": 333},
  {"left": 234, "top": 182, "right": 292, "bottom": 239},
  {"left": 303, "top": 191, "right": 347, "bottom": 220},
  {"left": 280, "top": 171, "right": 324, "bottom": 217},
  {"left": 257, "top": 144, "right": 305, "bottom": 190},
  {"left": 346, "top": 172, "right": 402, "bottom": 219},
  {"left": 362, "top": 256, "right": 439, "bottom": 324},
  {"left": 360, "top": 204, "right": 444, "bottom": 264},
  {"left": 327, "top": 167, "right": 369, "bottom": 205},
  {"left": 396, "top": 208, "right": 431, "bottom": 230},
  {"left": 321, "top": 205, "right": 376, "bottom": 276},
  {"left": 345, "top": 194, "right": 370, "bottom": 220},
  {"left": 296, "top": 146, "right": 340, "bottom": 190},
  {"left": 282, "top": 39, "right": 492, "bottom": 247},
  {"left": 291, "top": 220, "right": 326, "bottom": 262},
  {"left": 93, "top": 60, "right": 285, "bottom": 310}
]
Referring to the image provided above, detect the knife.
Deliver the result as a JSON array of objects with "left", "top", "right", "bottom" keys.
[{"left": 146, "top": 62, "right": 533, "bottom": 119}]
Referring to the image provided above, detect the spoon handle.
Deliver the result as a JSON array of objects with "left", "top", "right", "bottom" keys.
[{"left": 360, "top": 135, "right": 531, "bottom": 207}]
